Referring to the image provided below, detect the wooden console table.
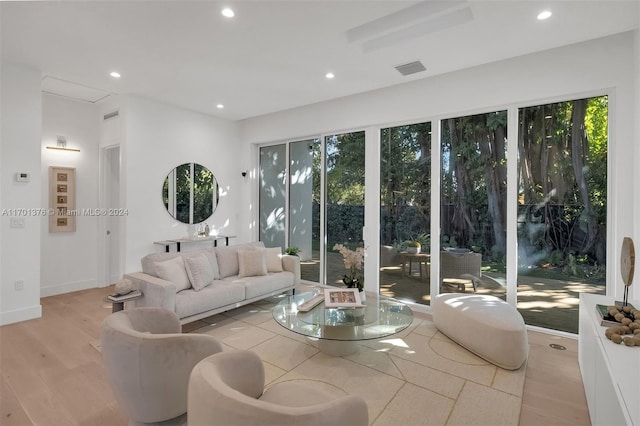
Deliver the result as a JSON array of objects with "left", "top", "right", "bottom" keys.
[{"left": 154, "top": 235, "right": 236, "bottom": 252}]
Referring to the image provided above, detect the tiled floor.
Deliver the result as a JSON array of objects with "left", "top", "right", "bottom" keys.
[{"left": 187, "top": 294, "right": 526, "bottom": 425}]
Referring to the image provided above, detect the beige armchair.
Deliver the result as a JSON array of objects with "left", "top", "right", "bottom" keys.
[
  {"left": 188, "top": 350, "right": 369, "bottom": 426},
  {"left": 100, "top": 307, "right": 223, "bottom": 426}
]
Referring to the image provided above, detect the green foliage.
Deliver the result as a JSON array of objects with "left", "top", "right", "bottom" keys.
[{"left": 284, "top": 247, "right": 300, "bottom": 256}]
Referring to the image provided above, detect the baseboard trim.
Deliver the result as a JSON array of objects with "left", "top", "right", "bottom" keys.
[
  {"left": 0, "top": 304, "right": 42, "bottom": 326},
  {"left": 41, "top": 279, "right": 98, "bottom": 297}
]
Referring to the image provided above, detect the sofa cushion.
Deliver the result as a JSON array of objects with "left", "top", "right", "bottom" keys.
[
  {"left": 182, "top": 249, "right": 220, "bottom": 280},
  {"left": 216, "top": 242, "right": 265, "bottom": 278},
  {"left": 175, "top": 281, "right": 245, "bottom": 319},
  {"left": 238, "top": 249, "right": 268, "bottom": 278},
  {"left": 154, "top": 256, "right": 191, "bottom": 292},
  {"left": 184, "top": 254, "right": 215, "bottom": 291},
  {"left": 225, "top": 271, "right": 294, "bottom": 299},
  {"left": 265, "top": 247, "right": 284, "bottom": 273}
]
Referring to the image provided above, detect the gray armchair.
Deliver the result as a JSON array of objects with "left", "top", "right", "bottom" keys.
[
  {"left": 440, "top": 251, "right": 482, "bottom": 292},
  {"left": 188, "top": 350, "right": 369, "bottom": 426},
  {"left": 100, "top": 307, "right": 223, "bottom": 426}
]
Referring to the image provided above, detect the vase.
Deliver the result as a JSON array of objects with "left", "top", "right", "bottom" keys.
[
  {"left": 359, "top": 290, "right": 366, "bottom": 305},
  {"left": 407, "top": 246, "right": 420, "bottom": 254}
]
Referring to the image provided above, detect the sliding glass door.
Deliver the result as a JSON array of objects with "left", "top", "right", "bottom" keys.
[
  {"left": 379, "top": 122, "right": 431, "bottom": 304},
  {"left": 516, "top": 96, "right": 607, "bottom": 333},
  {"left": 325, "top": 131, "right": 365, "bottom": 287}
]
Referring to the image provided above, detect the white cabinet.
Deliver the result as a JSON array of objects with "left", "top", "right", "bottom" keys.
[{"left": 579, "top": 293, "right": 640, "bottom": 425}]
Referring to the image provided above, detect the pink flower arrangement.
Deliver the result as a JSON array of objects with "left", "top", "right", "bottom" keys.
[{"left": 333, "top": 243, "right": 364, "bottom": 291}]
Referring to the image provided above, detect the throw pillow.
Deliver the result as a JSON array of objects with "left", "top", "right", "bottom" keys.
[
  {"left": 237, "top": 248, "right": 267, "bottom": 278},
  {"left": 184, "top": 253, "right": 215, "bottom": 291},
  {"left": 154, "top": 255, "right": 191, "bottom": 292},
  {"left": 265, "top": 247, "right": 283, "bottom": 272}
]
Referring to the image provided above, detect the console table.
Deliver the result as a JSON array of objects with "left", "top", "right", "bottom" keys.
[
  {"left": 579, "top": 293, "right": 639, "bottom": 425},
  {"left": 154, "top": 235, "right": 236, "bottom": 252}
]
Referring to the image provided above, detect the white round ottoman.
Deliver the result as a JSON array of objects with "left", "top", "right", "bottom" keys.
[{"left": 432, "top": 293, "right": 529, "bottom": 370}]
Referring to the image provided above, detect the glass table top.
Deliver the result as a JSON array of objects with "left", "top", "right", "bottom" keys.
[{"left": 272, "top": 290, "right": 414, "bottom": 341}]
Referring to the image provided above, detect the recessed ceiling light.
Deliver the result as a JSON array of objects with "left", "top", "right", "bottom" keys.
[
  {"left": 537, "top": 10, "right": 552, "bottom": 20},
  {"left": 325, "top": 72, "right": 335, "bottom": 79},
  {"left": 110, "top": 71, "right": 121, "bottom": 78},
  {"left": 222, "top": 8, "right": 235, "bottom": 18},
  {"left": 216, "top": 104, "right": 224, "bottom": 109}
]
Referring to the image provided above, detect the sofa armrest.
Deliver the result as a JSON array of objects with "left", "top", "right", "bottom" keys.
[
  {"left": 281, "top": 255, "right": 300, "bottom": 285},
  {"left": 124, "top": 272, "right": 177, "bottom": 311}
]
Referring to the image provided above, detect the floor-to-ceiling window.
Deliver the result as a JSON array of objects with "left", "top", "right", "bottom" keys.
[
  {"left": 256, "top": 94, "right": 608, "bottom": 335},
  {"left": 379, "top": 122, "right": 431, "bottom": 304},
  {"left": 325, "top": 131, "right": 365, "bottom": 287},
  {"left": 289, "top": 138, "right": 321, "bottom": 282},
  {"left": 259, "top": 144, "right": 286, "bottom": 248},
  {"left": 516, "top": 96, "right": 608, "bottom": 333},
  {"left": 440, "top": 111, "right": 508, "bottom": 300}
]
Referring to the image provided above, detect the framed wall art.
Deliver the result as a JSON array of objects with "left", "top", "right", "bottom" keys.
[{"left": 49, "top": 166, "right": 76, "bottom": 232}]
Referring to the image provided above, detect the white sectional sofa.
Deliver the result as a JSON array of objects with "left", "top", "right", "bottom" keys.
[{"left": 124, "top": 242, "right": 300, "bottom": 324}]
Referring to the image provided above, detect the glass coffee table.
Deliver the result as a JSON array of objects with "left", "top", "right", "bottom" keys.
[{"left": 272, "top": 290, "right": 413, "bottom": 356}]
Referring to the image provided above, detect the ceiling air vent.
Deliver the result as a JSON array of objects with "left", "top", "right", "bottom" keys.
[
  {"left": 394, "top": 61, "right": 426, "bottom": 76},
  {"left": 103, "top": 110, "right": 119, "bottom": 120}
]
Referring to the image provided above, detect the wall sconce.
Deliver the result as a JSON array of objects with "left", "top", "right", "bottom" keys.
[
  {"left": 241, "top": 170, "right": 248, "bottom": 178},
  {"left": 46, "top": 136, "right": 80, "bottom": 152}
]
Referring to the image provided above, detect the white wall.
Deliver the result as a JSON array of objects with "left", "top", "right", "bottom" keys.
[
  {"left": 40, "top": 94, "right": 100, "bottom": 296},
  {"left": 241, "top": 32, "right": 637, "bottom": 301},
  {"left": 121, "top": 96, "right": 243, "bottom": 273},
  {"left": 0, "top": 62, "right": 43, "bottom": 325}
]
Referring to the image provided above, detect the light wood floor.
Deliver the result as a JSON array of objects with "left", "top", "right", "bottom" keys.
[{"left": 0, "top": 286, "right": 591, "bottom": 425}]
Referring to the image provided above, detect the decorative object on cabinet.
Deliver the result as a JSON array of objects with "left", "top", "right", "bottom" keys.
[
  {"left": 620, "top": 237, "right": 635, "bottom": 307},
  {"left": 49, "top": 166, "right": 76, "bottom": 232}
]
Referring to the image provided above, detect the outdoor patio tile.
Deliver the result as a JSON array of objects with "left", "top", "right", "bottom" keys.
[
  {"left": 447, "top": 381, "right": 522, "bottom": 425},
  {"left": 372, "top": 382, "right": 454, "bottom": 426},
  {"left": 390, "top": 356, "right": 465, "bottom": 399},
  {"left": 251, "top": 334, "right": 318, "bottom": 371}
]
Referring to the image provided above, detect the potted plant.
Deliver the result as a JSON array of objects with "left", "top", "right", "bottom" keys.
[
  {"left": 405, "top": 240, "right": 421, "bottom": 254},
  {"left": 284, "top": 246, "right": 300, "bottom": 256},
  {"left": 333, "top": 243, "right": 364, "bottom": 292}
]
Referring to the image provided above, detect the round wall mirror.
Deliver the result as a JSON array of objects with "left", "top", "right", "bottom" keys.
[{"left": 162, "top": 163, "right": 219, "bottom": 224}]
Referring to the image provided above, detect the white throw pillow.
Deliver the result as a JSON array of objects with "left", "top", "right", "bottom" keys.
[
  {"left": 265, "top": 247, "right": 283, "bottom": 273},
  {"left": 154, "top": 256, "right": 191, "bottom": 292},
  {"left": 237, "top": 248, "right": 267, "bottom": 278},
  {"left": 184, "top": 253, "right": 214, "bottom": 291}
]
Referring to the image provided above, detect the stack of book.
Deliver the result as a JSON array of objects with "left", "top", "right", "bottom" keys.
[{"left": 108, "top": 290, "right": 142, "bottom": 302}]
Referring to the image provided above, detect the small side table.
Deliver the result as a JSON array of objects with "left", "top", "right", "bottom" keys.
[
  {"left": 400, "top": 252, "right": 431, "bottom": 280},
  {"left": 106, "top": 291, "right": 143, "bottom": 313}
]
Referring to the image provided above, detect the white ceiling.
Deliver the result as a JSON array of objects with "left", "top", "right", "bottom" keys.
[{"left": 2, "top": 1, "right": 638, "bottom": 121}]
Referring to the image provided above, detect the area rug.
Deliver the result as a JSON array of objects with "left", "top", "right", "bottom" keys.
[{"left": 187, "top": 296, "right": 527, "bottom": 426}]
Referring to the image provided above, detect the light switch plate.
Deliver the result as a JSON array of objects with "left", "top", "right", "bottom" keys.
[{"left": 10, "top": 218, "right": 25, "bottom": 228}]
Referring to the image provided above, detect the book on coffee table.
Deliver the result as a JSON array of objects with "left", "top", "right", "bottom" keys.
[
  {"left": 108, "top": 290, "right": 142, "bottom": 302},
  {"left": 324, "top": 288, "right": 363, "bottom": 308}
]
